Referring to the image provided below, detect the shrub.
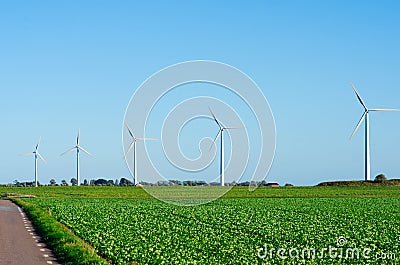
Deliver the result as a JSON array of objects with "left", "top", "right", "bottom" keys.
[{"left": 375, "top": 174, "right": 387, "bottom": 182}]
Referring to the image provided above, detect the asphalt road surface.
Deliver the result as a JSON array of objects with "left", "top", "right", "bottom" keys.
[{"left": 0, "top": 200, "right": 59, "bottom": 265}]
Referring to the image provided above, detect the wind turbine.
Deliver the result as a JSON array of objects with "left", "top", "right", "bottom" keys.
[
  {"left": 209, "top": 108, "right": 243, "bottom": 186},
  {"left": 349, "top": 82, "right": 400, "bottom": 181},
  {"left": 125, "top": 124, "right": 157, "bottom": 186},
  {"left": 22, "top": 137, "right": 46, "bottom": 187},
  {"left": 61, "top": 129, "right": 92, "bottom": 186}
]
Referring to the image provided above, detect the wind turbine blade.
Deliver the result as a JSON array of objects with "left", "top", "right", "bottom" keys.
[
  {"left": 350, "top": 82, "right": 368, "bottom": 110},
  {"left": 60, "top": 147, "right": 76, "bottom": 156},
  {"left": 35, "top": 137, "right": 41, "bottom": 151},
  {"left": 125, "top": 142, "right": 135, "bottom": 156},
  {"left": 369, "top": 108, "right": 400, "bottom": 112},
  {"left": 350, "top": 112, "right": 366, "bottom": 139},
  {"left": 223, "top": 126, "right": 245, "bottom": 130},
  {"left": 210, "top": 130, "right": 222, "bottom": 151},
  {"left": 125, "top": 123, "right": 135, "bottom": 139},
  {"left": 209, "top": 107, "right": 222, "bottom": 128},
  {"left": 136, "top": 138, "right": 158, "bottom": 141},
  {"left": 20, "top": 152, "right": 34, "bottom": 156},
  {"left": 77, "top": 129, "right": 80, "bottom": 145},
  {"left": 78, "top": 146, "right": 93, "bottom": 156},
  {"left": 37, "top": 152, "right": 46, "bottom": 163}
]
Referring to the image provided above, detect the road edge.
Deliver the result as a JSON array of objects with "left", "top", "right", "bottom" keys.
[{"left": 11, "top": 198, "right": 111, "bottom": 265}]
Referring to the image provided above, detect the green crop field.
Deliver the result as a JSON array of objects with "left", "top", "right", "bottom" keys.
[
  {"left": 1, "top": 186, "right": 400, "bottom": 264},
  {"left": 2, "top": 185, "right": 400, "bottom": 199}
]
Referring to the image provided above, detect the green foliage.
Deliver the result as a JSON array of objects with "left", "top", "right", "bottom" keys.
[
  {"left": 374, "top": 174, "right": 387, "bottom": 182},
  {"left": 25, "top": 197, "right": 400, "bottom": 265},
  {"left": 71, "top": 178, "right": 77, "bottom": 186},
  {"left": 12, "top": 198, "right": 110, "bottom": 265},
  {"left": 317, "top": 179, "right": 400, "bottom": 187},
  {"left": 1, "top": 186, "right": 400, "bottom": 199},
  {"left": 1, "top": 187, "right": 399, "bottom": 264}
]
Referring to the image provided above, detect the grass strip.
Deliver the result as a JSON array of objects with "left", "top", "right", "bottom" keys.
[{"left": 12, "top": 198, "right": 110, "bottom": 265}]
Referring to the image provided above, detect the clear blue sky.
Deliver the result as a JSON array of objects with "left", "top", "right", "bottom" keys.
[{"left": 1, "top": 1, "right": 400, "bottom": 186}]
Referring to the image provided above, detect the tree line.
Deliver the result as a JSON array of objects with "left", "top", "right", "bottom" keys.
[{"left": 8, "top": 178, "right": 287, "bottom": 187}]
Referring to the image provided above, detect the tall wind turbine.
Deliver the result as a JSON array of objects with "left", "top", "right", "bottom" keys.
[
  {"left": 125, "top": 124, "right": 157, "bottom": 186},
  {"left": 61, "top": 129, "right": 92, "bottom": 186},
  {"left": 349, "top": 82, "right": 400, "bottom": 181},
  {"left": 209, "top": 108, "right": 242, "bottom": 187},
  {"left": 22, "top": 137, "right": 46, "bottom": 187}
]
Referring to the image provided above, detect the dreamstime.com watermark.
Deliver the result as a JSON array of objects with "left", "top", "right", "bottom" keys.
[
  {"left": 257, "top": 237, "right": 396, "bottom": 261},
  {"left": 123, "top": 60, "right": 276, "bottom": 205}
]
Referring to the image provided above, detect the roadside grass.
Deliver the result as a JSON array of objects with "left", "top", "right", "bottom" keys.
[{"left": 12, "top": 198, "right": 110, "bottom": 265}]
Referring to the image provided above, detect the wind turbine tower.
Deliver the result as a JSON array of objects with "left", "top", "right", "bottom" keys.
[
  {"left": 349, "top": 83, "right": 400, "bottom": 181},
  {"left": 209, "top": 108, "right": 242, "bottom": 186},
  {"left": 125, "top": 124, "right": 157, "bottom": 186},
  {"left": 61, "top": 129, "right": 92, "bottom": 186},
  {"left": 22, "top": 137, "right": 45, "bottom": 187}
]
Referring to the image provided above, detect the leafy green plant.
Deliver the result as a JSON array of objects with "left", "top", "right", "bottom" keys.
[
  {"left": 13, "top": 198, "right": 110, "bottom": 265},
  {"left": 25, "top": 197, "right": 400, "bottom": 265}
]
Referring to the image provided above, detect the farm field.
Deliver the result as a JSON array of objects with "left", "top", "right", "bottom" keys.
[
  {"left": 2, "top": 185, "right": 400, "bottom": 199},
  {"left": 1, "top": 186, "right": 400, "bottom": 264}
]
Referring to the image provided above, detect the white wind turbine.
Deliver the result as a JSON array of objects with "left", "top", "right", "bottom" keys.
[
  {"left": 125, "top": 124, "right": 157, "bottom": 186},
  {"left": 349, "top": 82, "right": 400, "bottom": 181},
  {"left": 22, "top": 137, "right": 46, "bottom": 187},
  {"left": 209, "top": 108, "right": 243, "bottom": 186},
  {"left": 61, "top": 129, "right": 92, "bottom": 186}
]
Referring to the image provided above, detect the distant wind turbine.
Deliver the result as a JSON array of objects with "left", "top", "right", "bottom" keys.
[
  {"left": 349, "top": 82, "right": 400, "bottom": 181},
  {"left": 21, "top": 137, "right": 46, "bottom": 187},
  {"left": 209, "top": 107, "right": 243, "bottom": 186},
  {"left": 125, "top": 124, "right": 157, "bottom": 186},
  {"left": 61, "top": 129, "right": 92, "bottom": 186}
]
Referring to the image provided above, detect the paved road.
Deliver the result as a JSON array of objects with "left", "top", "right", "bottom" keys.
[{"left": 0, "top": 200, "right": 59, "bottom": 265}]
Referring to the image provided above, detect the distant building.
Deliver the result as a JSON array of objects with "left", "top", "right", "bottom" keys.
[{"left": 266, "top": 183, "right": 280, "bottom": 187}]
